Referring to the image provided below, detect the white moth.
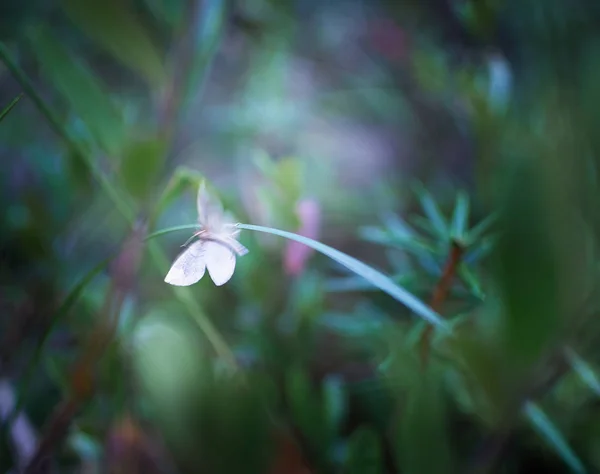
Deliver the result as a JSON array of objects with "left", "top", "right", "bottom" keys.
[{"left": 164, "top": 182, "right": 248, "bottom": 287}]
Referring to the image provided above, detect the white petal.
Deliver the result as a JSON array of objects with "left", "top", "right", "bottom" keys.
[
  {"left": 204, "top": 240, "right": 236, "bottom": 286},
  {"left": 164, "top": 241, "right": 207, "bottom": 286}
]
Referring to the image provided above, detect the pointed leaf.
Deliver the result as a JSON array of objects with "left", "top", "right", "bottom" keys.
[
  {"left": 523, "top": 401, "right": 586, "bottom": 473},
  {"left": 466, "top": 212, "right": 498, "bottom": 244},
  {"left": 61, "top": 0, "right": 165, "bottom": 88},
  {"left": 413, "top": 183, "right": 448, "bottom": 238},
  {"left": 565, "top": 348, "right": 600, "bottom": 397},
  {"left": 450, "top": 191, "right": 470, "bottom": 242},
  {"left": 322, "top": 375, "right": 347, "bottom": 438},
  {"left": 26, "top": 25, "right": 124, "bottom": 154}
]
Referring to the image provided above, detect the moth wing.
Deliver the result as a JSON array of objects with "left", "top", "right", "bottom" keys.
[
  {"left": 164, "top": 240, "right": 207, "bottom": 286},
  {"left": 197, "top": 181, "right": 223, "bottom": 228},
  {"left": 222, "top": 234, "right": 249, "bottom": 256},
  {"left": 204, "top": 240, "right": 237, "bottom": 286}
]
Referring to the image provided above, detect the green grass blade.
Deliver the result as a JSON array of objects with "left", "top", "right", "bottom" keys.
[
  {"left": 237, "top": 224, "right": 449, "bottom": 330},
  {"left": 0, "top": 93, "right": 23, "bottom": 123},
  {"left": 564, "top": 347, "right": 600, "bottom": 396},
  {"left": 147, "top": 223, "right": 448, "bottom": 329},
  {"left": 523, "top": 401, "right": 586, "bottom": 473},
  {"left": 145, "top": 224, "right": 199, "bottom": 241}
]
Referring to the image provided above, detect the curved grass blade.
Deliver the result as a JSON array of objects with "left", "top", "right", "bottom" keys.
[
  {"left": 523, "top": 401, "right": 586, "bottom": 474},
  {"left": 145, "top": 223, "right": 199, "bottom": 241},
  {"left": 564, "top": 347, "right": 600, "bottom": 396},
  {"left": 0, "top": 93, "right": 23, "bottom": 123},
  {"left": 150, "top": 223, "right": 449, "bottom": 329},
  {"left": 237, "top": 224, "right": 449, "bottom": 330}
]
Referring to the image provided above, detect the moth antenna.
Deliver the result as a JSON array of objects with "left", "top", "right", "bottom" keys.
[{"left": 181, "top": 230, "right": 205, "bottom": 247}]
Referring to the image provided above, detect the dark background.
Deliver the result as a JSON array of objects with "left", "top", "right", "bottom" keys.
[{"left": 1, "top": 0, "right": 600, "bottom": 473}]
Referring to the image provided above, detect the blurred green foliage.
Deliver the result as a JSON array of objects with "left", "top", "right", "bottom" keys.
[{"left": 1, "top": 0, "right": 600, "bottom": 473}]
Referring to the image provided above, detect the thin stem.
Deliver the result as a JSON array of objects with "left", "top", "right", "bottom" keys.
[
  {"left": 145, "top": 224, "right": 199, "bottom": 241},
  {"left": 0, "top": 93, "right": 23, "bottom": 122}
]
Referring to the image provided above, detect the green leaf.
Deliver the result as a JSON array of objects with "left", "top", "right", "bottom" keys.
[
  {"left": 494, "top": 163, "right": 562, "bottom": 367},
  {"left": 120, "top": 136, "right": 167, "bottom": 201},
  {"left": 322, "top": 375, "right": 347, "bottom": 438},
  {"left": 523, "top": 401, "right": 586, "bottom": 473},
  {"left": 26, "top": 25, "right": 125, "bottom": 155},
  {"left": 413, "top": 183, "right": 448, "bottom": 239},
  {"left": 466, "top": 212, "right": 498, "bottom": 244},
  {"left": 194, "top": 373, "right": 273, "bottom": 474},
  {"left": 60, "top": 0, "right": 165, "bottom": 88},
  {"left": 450, "top": 191, "right": 470, "bottom": 242},
  {"left": 458, "top": 265, "right": 484, "bottom": 300},
  {"left": 358, "top": 226, "right": 437, "bottom": 256},
  {"left": 395, "top": 372, "right": 455, "bottom": 474},
  {"left": 345, "top": 427, "right": 383, "bottom": 474},
  {"left": 153, "top": 166, "right": 205, "bottom": 218},
  {"left": 252, "top": 150, "right": 278, "bottom": 182},
  {"left": 0, "top": 93, "right": 22, "bottom": 123},
  {"left": 286, "top": 366, "right": 329, "bottom": 457},
  {"left": 145, "top": 0, "right": 184, "bottom": 26},
  {"left": 182, "top": 0, "right": 227, "bottom": 109},
  {"left": 565, "top": 348, "right": 600, "bottom": 396},
  {"left": 274, "top": 157, "right": 303, "bottom": 202}
]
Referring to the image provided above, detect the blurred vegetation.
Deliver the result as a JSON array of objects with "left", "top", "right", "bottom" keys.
[{"left": 1, "top": 0, "right": 600, "bottom": 473}]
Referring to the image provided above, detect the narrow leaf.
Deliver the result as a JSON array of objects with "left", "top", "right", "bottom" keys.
[
  {"left": 151, "top": 222, "right": 448, "bottom": 330},
  {"left": 26, "top": 25, "right": 124, "bottom": 155},
  {"left": 523, "top": 401, "right": 586, "bottom": 473},
  {"left": 0, "top": 93, "right": 22, "bottom": 123},
  {"left": 61, "top": 0, "right": 165, "bottom": 87},
  {"left": 322, "top": 375, "right": 347, "bottom": 438},
  {"left": 237, "top": 224, "right": 449, "bottom": 330},
  {"left": 467, "top": 212, "right": 498, "bottom": 244},
  {"left": 494, "top": 163, "right": 562, "bottom": 367},
  {"left": 413, "top": 183, "right": 448, "bottom": 238},
  {"left": 564, "top": 347, "right": 600, "bottom": 396},
  {"left": 451, "top": 191, "right": 470, "bottom": 241}
]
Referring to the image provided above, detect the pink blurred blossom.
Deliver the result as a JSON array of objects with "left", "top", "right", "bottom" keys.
[
  {"left": 368, "top": 18, "right": 410, "bottom": 62},
  {"left": 284, "top": 199, "right": 321, "bottom": 276}
]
